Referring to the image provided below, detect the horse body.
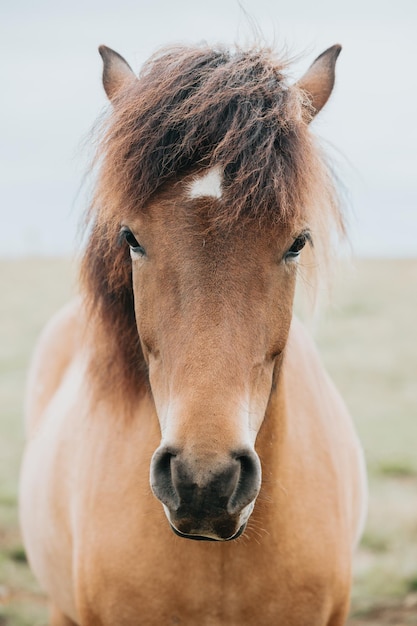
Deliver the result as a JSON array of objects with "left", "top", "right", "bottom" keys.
[
  {"left": 21, "top": 303, "right": 363, "bottom": 626},
  {"left": 20, "top": 41, "right": 366, "bottom": 625}
]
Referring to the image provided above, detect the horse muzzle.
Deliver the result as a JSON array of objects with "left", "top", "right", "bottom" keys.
[{"left": 150, "top": 446, "right": 261, "bottom": 541}]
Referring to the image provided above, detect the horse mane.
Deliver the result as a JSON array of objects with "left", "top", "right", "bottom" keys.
[{"left": 80, "top": 42, "right": 344, "bottom": 402}]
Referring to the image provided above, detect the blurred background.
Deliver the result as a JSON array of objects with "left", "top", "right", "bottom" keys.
[{"left": 0, "top": 0, "right": 416, "bottom": 624}]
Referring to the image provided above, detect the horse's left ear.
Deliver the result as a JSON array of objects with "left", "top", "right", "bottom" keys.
[
  {"left": 296, "top": 44, "right": 342, "bottom": 119},
  {"left": 99, "top": 45, "right": 137, "bottom": 101}
]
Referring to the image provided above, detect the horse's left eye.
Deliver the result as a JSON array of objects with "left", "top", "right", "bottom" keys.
[
  {"left": 120, "top": 227, "right": 146, "bottom": 257},
  {"left": 284, "top": 232, "right": 310, "bottom": 261}
]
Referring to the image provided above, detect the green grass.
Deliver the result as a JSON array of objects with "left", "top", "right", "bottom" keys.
[
  {"left": 311, "top": 259, "right": 417, "bottom": 617},
  {"left": 0, "top": 257, "right": 416, "bottom": 624}
]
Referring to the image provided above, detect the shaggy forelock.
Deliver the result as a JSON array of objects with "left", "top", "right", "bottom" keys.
[{"left": 92, "top": 44, "right": 338, "bottom": 227}]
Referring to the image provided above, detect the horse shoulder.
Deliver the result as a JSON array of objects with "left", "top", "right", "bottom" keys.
[
  {"left": 283, "top": 316, "right": 367, "bottom": 549},
  {"left": 24, "top": 297, "right": 85, "bottom": 438}
]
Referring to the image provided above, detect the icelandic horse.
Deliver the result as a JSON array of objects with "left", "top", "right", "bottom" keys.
[{"left": 20, "top": 41, "right": 367, "bottom": 625}]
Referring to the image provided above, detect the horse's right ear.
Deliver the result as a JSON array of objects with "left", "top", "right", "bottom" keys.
[{"left": 99, "top": 45, "right": 137, "bottom": 101}]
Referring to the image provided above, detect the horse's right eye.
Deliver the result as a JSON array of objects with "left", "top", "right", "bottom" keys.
[{"left": 120, "top": 227, "right": 146, "bottom": 257}]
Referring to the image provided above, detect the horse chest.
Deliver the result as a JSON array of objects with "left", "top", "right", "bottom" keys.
[{"left": 76, "top": 529, "right": 342, "bottom": 626}]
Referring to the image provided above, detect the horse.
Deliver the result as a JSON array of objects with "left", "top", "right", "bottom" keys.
[{"left": 19, "top": 41, "right": 367, "bottom": 626}]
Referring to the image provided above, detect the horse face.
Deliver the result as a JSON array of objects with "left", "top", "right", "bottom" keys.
[{"left": 122, "top": 181, "right": 306, "bottom": 540}]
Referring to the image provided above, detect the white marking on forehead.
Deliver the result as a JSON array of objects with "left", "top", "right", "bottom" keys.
[{"left": 188, "top": 166, "right": 223, "bottom": 200}]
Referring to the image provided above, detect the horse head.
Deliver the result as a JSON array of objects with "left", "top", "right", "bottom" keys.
[{"left": 87, "top": 42, "right": 342, "bottom": 541}]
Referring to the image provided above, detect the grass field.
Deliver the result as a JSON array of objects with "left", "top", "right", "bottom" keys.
[{"left": 0, "top": 257, "right": 416, "bottom": 625}]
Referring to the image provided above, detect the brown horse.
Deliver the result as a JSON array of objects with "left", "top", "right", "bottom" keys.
[{"left": 20, "top": 42, "right": 367, "bottom": 625}]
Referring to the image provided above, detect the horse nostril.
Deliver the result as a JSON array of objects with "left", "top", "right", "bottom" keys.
[
  {"left": 150, "top": 447, "right": 180, "bottom": 510},
  {"left": 151, "top": 446, "right": 261, "bottom": 522},
  {"left": 228, "top": 450, "right": 262, "bottom": 515}
]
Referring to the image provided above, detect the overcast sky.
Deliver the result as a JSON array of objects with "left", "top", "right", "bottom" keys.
[{"left": 1, "top": 0, "right": 416, "bottom": 257}]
